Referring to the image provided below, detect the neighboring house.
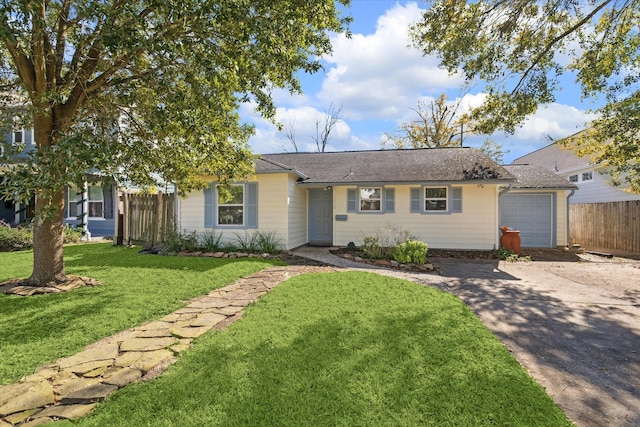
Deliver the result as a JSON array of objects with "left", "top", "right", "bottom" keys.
[
  {"left": 0, "top": 127, "right": 117, "bottom": 238},
  {"left": 512, "top": 136, "right": 640, "bottom": 204},
  {"left": 175, "top": 148, "right": 577, "bottom": 250}
]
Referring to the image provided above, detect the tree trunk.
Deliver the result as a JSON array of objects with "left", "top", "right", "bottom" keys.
[{"left": 28, "top": 187, "right": 67, "bottom": 285}]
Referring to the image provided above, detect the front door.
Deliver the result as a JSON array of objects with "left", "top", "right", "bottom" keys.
[{"left": 308, "top": 188, "right": 333, "bottom": 246}]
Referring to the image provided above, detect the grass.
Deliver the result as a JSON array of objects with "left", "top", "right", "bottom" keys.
[
  {"left": 70, "top": 272, "right": 571, "bottom": 426},
  {"left": 0, "top": 243, "right": 281, "bottom": 384}
]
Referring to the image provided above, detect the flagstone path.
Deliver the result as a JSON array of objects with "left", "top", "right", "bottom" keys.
[{"left": 0, "top": 265, "right": 339, "bottom": 427}]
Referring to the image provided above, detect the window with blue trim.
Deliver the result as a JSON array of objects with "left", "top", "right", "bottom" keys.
[
  {"left": 348, "top": 187, "right": 394, "bottom": 213},
  {"left": 360, "top": 187, "right": 381, "bottom": 211},
  {"left": 411, "top": 186, "right": 462, "bottom": 214},
  {"left": 217, "top": 185, "right": 244, "bottom": 225},
  {"left": 205, "top": 182, "right": 258, "bottom": 229},
  {"left": 425, "top": 187, "right": 447, "bottom": 211}
]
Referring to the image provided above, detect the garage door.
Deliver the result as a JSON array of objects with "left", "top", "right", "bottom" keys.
[{"left": 500, "top": 194, "right": 554, "bottom": 248}]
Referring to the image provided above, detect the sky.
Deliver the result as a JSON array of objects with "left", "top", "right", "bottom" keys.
[{"left": 241, "top": 1, "right": 599, "bottom": 164}]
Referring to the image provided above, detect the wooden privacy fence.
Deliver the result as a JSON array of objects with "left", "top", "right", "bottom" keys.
[
  {"left": 570, "top": 201, "right": 640, "bottom": 253},
  {"left": 121, "top": 193, "right": 175, "bottom": 248}
]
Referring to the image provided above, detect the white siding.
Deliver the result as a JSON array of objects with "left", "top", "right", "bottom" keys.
[
  {"left": 177, "top": 174, "right": 290, "bottom": 247},
  {"left": 257, "top": 174, "right": 288, "bottom": 238},
  {"left": 178, "top": 188, "right": 206, "bottom": 232},
  {"left": 286, "top": 175, "right": 308, "bottom": 249},
  {"left": 569, "top": 167, "right": 640, "bottom": 204},
  {"left": 332, "top": 184, "right": 500, "bottom": 250},
  {"left": 556, "top": 191, "right": 569, "bottom": 246}
]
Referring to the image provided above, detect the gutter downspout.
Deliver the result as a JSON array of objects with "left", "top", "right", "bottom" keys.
[
  {"left": 497, "top": 184, "right": 512, "bottom": 249},
  {"left": 499, "top": 184, "right": 512, "bottom": 196},
  {"left": 566, "top": 189, "right": 575, "bottom": 248}
]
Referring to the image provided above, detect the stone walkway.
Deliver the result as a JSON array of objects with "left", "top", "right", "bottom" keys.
[{"left": 0, "top": 265, "right": 339, "bottom": 426}]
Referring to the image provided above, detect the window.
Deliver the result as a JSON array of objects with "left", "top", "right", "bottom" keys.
[
  {"left": 88, "top": 185, "right": 104, "bottom": 218},
  {"left": 411, "top": 186, "right": 461, "bottom": 214},
  {"left": 569, "top": 175, "right": 578, "bottom": 183},
  {"left": 217, "top": 185, "right": 244, "bottom": 225},
  {"left": 205, "top": 182, "right": 257, "bottom": 229},
  {"left": 425, "top": 187, "right": 447, "bottom": 211},
  {"left": 359, "top": 187, "right": 381, "bottom": 211},
  {"left": 12, "top": 129, "right": 23, "bottom": 145},
  {"left": 1, "top": 122, "right": 25, "bottom": 156},
  {"left": 581, "top": 171, "right": 593, "bottom": 182},
  {"left": 67, "top": 185, "right": 106, "bottom": 219},
  {"left": 347, "top": 187, "right": 394, "bottom": 213},
  {"left": 67, "top": 188, "right": 79, "bottom": 218}
]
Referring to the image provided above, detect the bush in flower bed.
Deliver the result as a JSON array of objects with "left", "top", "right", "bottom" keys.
[
  {"left": 393, "top": 239, "right": 428, "bottom": 264},
  {"left": 0, "top": 225, "right": 33, "bottom": 252},
  {"left": 0, "top": 224, "right": 83, "bottom": 252}
]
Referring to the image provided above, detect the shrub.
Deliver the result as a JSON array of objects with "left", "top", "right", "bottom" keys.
[
  {"left": 162, "top": 229, "right": 199, "bottom": 253},
  {"left": 393, "top": 239, "right": 428, "bottom": 264},
  {"left": 256, "top": 231, "right": 282, "bottom": 254},
  {"left": 200, "top": 230, "right": 224, "bottom": 252},
  {"left": 496, "top": 247, "right": 531, "bottom": 262},
  {"left": 63, "top": 225, "right": 83, "bottom": 244},
  {"left": 0, "top": 226, "right": 33, "bottom": 252},
  {"left": 361, "top": 236, "right": 384, "bottom": 259}
]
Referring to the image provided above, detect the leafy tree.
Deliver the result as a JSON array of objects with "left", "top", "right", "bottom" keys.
[
  {"left": 479, "top": 139, "right": 509, "bottom": 164},
  {"left": 0, "top": 0, "right": 349, "bottom": 285},
  {"left": 383, "top": 94, "right": 465, "bottom": 148},
  {"left": 411, "top": 0, "right": 640, "bottom": 191}
]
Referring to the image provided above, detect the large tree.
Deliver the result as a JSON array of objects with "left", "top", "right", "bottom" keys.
[
  {"left": 412, "top": 0, "right": 640, "bottom": 190},
  {"left": 0, "top": 0, "right": 349, "bottom": 285},
  {"left": 383, "top": 94, "right": 465, "bottom": 148}
]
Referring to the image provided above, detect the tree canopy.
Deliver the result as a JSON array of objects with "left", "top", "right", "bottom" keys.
[
  {"left": 383, "top": 94, "right": 464, "bottom": 148},
  {"left": 0, "top": 0, "right": 350, "bottom": 284},
  {"left": 412, "top": 0, "right": 639, "bottom": 190}
]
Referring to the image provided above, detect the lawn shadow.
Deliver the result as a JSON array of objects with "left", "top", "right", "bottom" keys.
[{"left": 444, "top": 272, "right": 640, "bottom": 426}]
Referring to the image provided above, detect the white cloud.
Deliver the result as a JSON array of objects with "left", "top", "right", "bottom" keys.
[
  {"left": 246, "top": 1, "right": 598, "bottom": 160},
  {"left": 319, "top": 2, "right": 462, "bottom": 120},
  {"left": 515, "top": 103, "right": 596, "bottom": 141},
  {"left": 248, "top": 105, "right": 355, "bottom": 154}
]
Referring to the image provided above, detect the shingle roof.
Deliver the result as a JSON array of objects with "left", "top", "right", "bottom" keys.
[
  {"left": 502, "top": 164, "right": 578, "bottom": 189},
  {"left": 256, "top": 148, "right": 516, "bottom": 184},
  {"left": 511, "top": 133, "right": 590, "bottom": 173}
]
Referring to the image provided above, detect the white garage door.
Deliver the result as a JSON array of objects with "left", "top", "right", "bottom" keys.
[{"left": 500, "top": 194, "right": 554, "bottom": 248}]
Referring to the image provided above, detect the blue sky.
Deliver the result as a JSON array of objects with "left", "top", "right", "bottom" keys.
[{"left": 242, "top": 1, "right": 597, "bottom": 164}]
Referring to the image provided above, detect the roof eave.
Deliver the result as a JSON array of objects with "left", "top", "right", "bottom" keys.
[
  {"left": 512, "top": 186, "right": 578, "bottom": 190},
  {"left": 297, "top": 178, "right": 516, "bottom": 186}
]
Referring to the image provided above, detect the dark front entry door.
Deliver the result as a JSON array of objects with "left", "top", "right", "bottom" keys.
[{"left": 308, "top": 188, "right": 333, "bottom": 246}]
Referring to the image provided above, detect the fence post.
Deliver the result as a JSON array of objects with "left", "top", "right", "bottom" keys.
[{"left": 123, "top": 193, "right": 130, "bottom": 246}]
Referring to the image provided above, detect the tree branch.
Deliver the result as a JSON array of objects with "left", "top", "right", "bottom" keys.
[
  {"left": 1, "top": 19, "right": 36, "bottom": 94},
  {"left": 54, "top": 0, "right": 73, "bottom": 84},
  {"left": 512, "top": 0, "right": 612, "bottom": 94},
  {"left": 31, "top": 1, "right": 48, "bottom": 96}
]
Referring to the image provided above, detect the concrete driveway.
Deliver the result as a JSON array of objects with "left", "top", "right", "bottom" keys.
[{"left": 434, "top": 254, "right": 640, "bottom": 427}]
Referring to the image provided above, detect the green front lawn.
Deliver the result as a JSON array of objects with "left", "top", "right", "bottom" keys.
[
  {"left": 73, "top": 272, "right": 571, "bottom": 426},
  {"left": 0, "top": 243, "right": 280, "bottom": 384}
]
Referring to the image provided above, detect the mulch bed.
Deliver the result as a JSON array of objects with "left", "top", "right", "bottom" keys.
[
  {"left": 330, "top": 247, "right": 498, "bottom": 261},
  {"left": 330, "top": 247, "right": 585, "bottom": 262}
]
